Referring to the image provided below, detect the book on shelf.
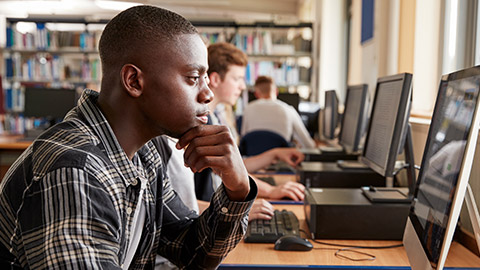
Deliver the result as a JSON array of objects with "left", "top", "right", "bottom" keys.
[
  {"left": 6, "top": 23, "right": 99, "bottom": 51},
  {"left": 4, "top": 52, "right": 101, "bottom": 82},
  {"left": 245, "top": 60, "right": 303, "bottom": 86}
]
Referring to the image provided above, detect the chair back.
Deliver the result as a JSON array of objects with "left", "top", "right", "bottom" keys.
[{"left": 239, "top": 130, "right": 290, "bottom": 156}]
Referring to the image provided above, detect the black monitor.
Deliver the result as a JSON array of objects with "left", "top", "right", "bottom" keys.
[
  {"left": 322, "top": 90, "right": 339, "bottom": 140},
  {"left": 248, "top": 91, "right": 300, "bottom": 112},
  {"left": 360, "top": 73, "right": 413, "bottom": 178},
  {"left": 403, "top": 66, "right": 480, "bottom": 270},
  {"left": 338, "top": 84, "right": 370, "bottom": 153},
  {"left": 277, "top": 93, "right": 300, "bottom": 112},
  {"left": 24, "top": 87, "right": 78, "bottom": 127}
]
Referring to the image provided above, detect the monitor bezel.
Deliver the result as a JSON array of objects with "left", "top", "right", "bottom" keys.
[
  {"left": 322, "top": 89, "right": 339, "bottom": 140},
  {"left": 359, "top": 73, "right": 413, "bottom": 178},
  {"left": 338, "top": 84, "right": 369, "bottom": 153},
  {"left": 403, "top": 66, "right": 480, "bottom": 270}
]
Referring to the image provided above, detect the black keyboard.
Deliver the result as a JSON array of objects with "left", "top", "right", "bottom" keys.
[{"left": 244, "top": 209, "right": 300, "bottom": 243}]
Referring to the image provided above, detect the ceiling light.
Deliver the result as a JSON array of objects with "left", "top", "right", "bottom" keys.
[{"left": 95, "top": 0, "right": 141, "bottom": 11}]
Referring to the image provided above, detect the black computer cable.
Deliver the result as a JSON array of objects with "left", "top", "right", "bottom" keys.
[{"left": 299, "top": 229, "right": 403, "bottom": 262}]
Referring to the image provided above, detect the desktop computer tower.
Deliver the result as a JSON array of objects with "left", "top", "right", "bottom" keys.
[
  {"left": 298, "top": 161, "right": 386, "bottom": 188},
  {"left": 304, "top": 188, "right": 410, "bottom": 240}
]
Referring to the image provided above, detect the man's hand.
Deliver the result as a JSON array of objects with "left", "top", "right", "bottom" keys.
[
  {"left": 271, "top": 148, "right": 304, "bottom": 167},
  {"left": 243, "top": 147, "right": 305, "bottom": 173},
  {"left": 264, "top": 181, "right": 305, "bottom": 201},
  {"left": 177, "top": 125, "right": 250, "bottom": 201},
  {"left": 248, "top": 199, "right": 274, "bottom": 221}
]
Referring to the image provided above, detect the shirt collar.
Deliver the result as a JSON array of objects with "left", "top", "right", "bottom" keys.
[{"left": 68, "top": 89, "right": 145, "bottom": 186}]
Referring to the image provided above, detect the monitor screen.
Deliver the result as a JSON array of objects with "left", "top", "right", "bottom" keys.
[
  {"left": 360, "top": 73, "right": 412, "bottom": 178},
  {"left": 322, "top": 90, "right": 339, "bottom": 140},
  {"left": 24, "top": 87, "right": 77, "bottom": 121},
  {"left": 248, "top": 92, "right": 300, "bottom": 112},
  {"left": 278, "top": 93, "right": 300, "bottom": 112},
  {"left": 339, "top": 84, "right": 369, "bottom": 153},
  {"left": 403, "top": 66, "right": 480, "bottom": 270}
]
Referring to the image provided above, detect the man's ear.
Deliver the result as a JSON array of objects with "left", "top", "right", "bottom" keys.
[
  {"left": 208, "top": 72, "right": 221, "bottom": 88},
  {"left": 121, "top": 64, "right": 144, "bottom": 98}
]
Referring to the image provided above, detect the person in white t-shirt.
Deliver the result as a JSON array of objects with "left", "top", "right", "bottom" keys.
[
  {"left": 204, "top": 42, "right": 306, "bottom": 204},
  {"left": 242, "top": 76, "right": 316, "bottom": 148}
]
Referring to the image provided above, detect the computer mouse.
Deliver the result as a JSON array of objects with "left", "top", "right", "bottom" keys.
[{"left": 274, "top": 235, "right": 313, "bottom": 251}]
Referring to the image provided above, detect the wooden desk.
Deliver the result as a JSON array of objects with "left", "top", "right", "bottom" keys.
[
  {"left": 222, "top": 204, "right": 480, "bottom": 268},
  {"left": 224, "top": 174, "right": 480, "bottom": 269},
  {"left": 0, "top": 135, "right": 31, "bottom": 179}
]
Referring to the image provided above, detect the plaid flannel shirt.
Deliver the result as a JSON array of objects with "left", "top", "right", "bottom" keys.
[{"left": 0, "top": 89, "right": 256, "bottom": 269}]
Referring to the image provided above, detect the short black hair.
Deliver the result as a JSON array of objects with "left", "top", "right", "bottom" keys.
[{"left": 99, "top": 5, "right": 198, "bottom": 71}]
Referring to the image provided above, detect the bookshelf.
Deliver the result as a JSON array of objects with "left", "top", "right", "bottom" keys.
[
  {"left": 195, "top": 21, "right": 315, "bottom": 100},
  {"left": 1, "top": 18, "right": 106, "bottom": 134},
  {"left": 1, "top": 18, "right": 316, "bottom": 134}
]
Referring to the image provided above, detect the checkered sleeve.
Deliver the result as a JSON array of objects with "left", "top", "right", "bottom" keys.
[
  {"left": 6, "top": 166, "right": 122, "bottom": 269},
  {"left": 158, "top": 177, "right": 257, "bottom": 269}
]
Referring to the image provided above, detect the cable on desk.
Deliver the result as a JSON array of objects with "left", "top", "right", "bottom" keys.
[
  {"left": 299, "top": 229, "right": 403, "bottom": 262},
  {"left": 300, "top": 229, "right": 403, "bottom": 249},
  {"left": 334, "top": 248, "right": 376, "bottom": 261}
]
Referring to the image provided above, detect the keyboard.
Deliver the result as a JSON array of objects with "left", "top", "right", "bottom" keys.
[{"left": 244, "top": 209, "right": 300, "bottom": 243}]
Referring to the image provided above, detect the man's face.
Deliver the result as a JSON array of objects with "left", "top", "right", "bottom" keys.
[
  {"left": 214, "top": 65, "right": 246, "bottom": 106},
  {"left": 138, "top": 34, "right": 213, "bottom": 138}
]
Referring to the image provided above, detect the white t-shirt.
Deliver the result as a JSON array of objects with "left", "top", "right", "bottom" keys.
[
  {"left": 241, "top": 99, "right": 316, "bottom": 148},
  {"left": 165, "top": 137, "right": 199, "bottom": 213}
]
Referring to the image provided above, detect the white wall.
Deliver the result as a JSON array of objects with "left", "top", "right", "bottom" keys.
[
  {"left": 318, "top": 0, "right": 348, "bottom": 105},
  {"left": 412, "top": 0, "right": 442, "bottom": 115},
  {"left": 348, "top": 0, "right": 400, "bottom": 99},
  {"left": 347, "top": 0, "right": 363, "bottom": 85}
]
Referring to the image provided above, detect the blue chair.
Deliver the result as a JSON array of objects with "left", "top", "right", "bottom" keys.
[{"left": 239, "top": 130, "right": 290, "bottom": 156}]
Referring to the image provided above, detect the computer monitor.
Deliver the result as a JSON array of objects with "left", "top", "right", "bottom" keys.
[
  {"left": 278, "top": 93, "right": 300, "bottom": 112},
  {"left": 360, "top": 73, "right": 413, "bottom": 178},
  {"left": 403, "top": 66, "right": 480, "bottom": 270},
  {"left": 322, "top": 90, "right": 339, "bottom": 140},
  {"left": 338, "top": 84, "right": 370, "bottom": 153},
  {"left": 248, "top": 91, "right": 300, "bottom": 112},
  {"left": 24, "top": 87, "right": 78, "bottom": 126}
]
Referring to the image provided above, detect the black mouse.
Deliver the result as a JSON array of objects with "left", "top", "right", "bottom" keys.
[{"left": 274, "top": 235, "right": 313, "bottom": 251}]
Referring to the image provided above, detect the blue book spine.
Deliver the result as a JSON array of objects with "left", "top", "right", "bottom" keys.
[
  {"left": 6, "top": 26, "right": 13, "bottom": 48},
  {"left": 5, "top": 57, "right": 13, "bottom": 78},
  {"left": 5, "top": 87, "right": 12, "bottom": 110}
]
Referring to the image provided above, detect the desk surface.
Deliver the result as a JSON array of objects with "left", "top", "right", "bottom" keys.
[
  {"left": 0, "top": 134, "right": 31, "bottom": 150},
  {"left": 222, "top": 204, "right": 480, "bottom": 268},
  {"left": 227, "top": 174, "right": 480, "bottom": 268}
]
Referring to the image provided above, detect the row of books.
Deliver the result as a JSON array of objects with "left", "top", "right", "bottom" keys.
[
  {"left": 3, "top": 86, "right": 23, "bottom": 113},
  {"left": 3, "top": 113, "right": 61, "bottom": 135},
  {"left": 201, "top": 31, "right": 311, "bottom": 56},
  {"left": 245, "top": 60, "right": 311, "bottom": 86},
  {"left": 6, "top": 23, "right": 99, "bottom": 50},
  {"left": 3, "top": 114, "right": 26, "bottom": 134},
  {"left": 4, "top": 53, "right": 101, "bottom": 82}
]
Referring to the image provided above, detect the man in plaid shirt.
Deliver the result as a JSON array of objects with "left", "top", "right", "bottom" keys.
[{"left": 0, "top": 5, "right": 256, "bottom": 269}]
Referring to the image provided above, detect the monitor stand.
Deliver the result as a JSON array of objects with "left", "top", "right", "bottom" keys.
[{"left": 362, "top": 124, "right": 416, "bottom": 203}]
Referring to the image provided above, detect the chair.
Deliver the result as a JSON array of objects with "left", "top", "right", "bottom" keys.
[{"left": 239, "top": 130, "right": 290, "bottom": 156}]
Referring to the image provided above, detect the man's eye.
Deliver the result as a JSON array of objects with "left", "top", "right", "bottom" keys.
[{"left": 188, "top": 76, "right": 200, "bottom": 84}]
